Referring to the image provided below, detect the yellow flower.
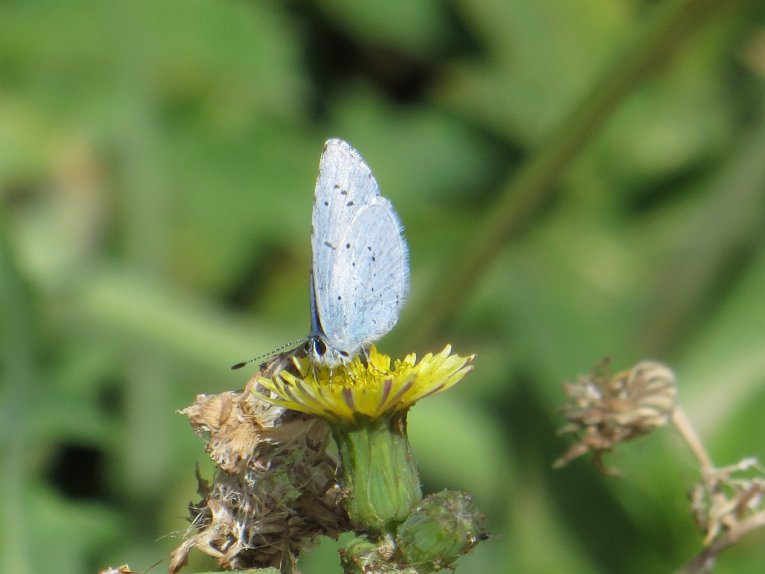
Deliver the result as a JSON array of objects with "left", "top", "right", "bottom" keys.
[{"left": 255, "top": 345, "right": 474, "bottom": 423}]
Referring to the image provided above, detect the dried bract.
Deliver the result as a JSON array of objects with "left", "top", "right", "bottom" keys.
[{"left": 691, "top": 457, "right": 765, "bottom": 546}]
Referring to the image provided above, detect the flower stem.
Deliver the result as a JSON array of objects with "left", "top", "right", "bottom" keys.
[
  {"left": 671, "top": 406, "right": 713, "bottom": 473},
  {"left": 673, "top": 511, "right": 765, "bottom": 574}
]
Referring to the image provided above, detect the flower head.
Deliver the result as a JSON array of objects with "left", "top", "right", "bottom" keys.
[
  {"left": 554, "top": 358, "right": 677, "bottom": 474},
  {"left": 254, "top": 345, "right": 474, "bottom": 424},
  {"left": 170, "top": 371, "right": 347, "bottom": 573}
]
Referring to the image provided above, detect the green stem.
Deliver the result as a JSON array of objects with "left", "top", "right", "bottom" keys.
[
  {"left": 406, "top": 0, "right": 735, "bottom": 349},
  {"left": 0, "top": 210, "right": 38, "bottom": 574}
]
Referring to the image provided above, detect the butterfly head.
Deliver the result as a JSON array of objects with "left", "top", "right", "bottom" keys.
[{"left": 305, "top": 335, "right": 359, "bottom": 367}]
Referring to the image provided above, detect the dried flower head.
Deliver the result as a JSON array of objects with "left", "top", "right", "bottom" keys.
[
  {"left": 169, "top": 352, "right": 348, "bottom": 574},
  {"left": 554, "top": 358, "right": 677, "bottom": 474},
  {"left": 255, "top": 345, "right": 474, "bottom": 424},
  {"left": 691, "top": 457, "right": 765, "bottom": 546}
]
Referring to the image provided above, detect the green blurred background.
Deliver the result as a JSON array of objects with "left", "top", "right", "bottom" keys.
[{"left": 2, "top": 0, "right": 765, "bottom": 572}]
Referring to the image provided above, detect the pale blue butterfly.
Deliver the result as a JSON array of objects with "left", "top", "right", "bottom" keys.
[
  {"left": 232, "top": 139, "right": 408, "bottom": 372},
  {"left": 306, "top": 138, "right": 409, "bottom": 366}
]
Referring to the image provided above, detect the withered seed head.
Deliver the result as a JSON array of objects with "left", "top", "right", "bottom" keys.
[
  {"left": 169, "top": 353, "right": 348, "bottom": 574},
  {"left": 554, "top": 358, "right": 677, "bottom": 474}
]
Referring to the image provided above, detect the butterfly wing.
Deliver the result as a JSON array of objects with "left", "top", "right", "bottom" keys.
[{"left": 323, "top": 197, "right": 409, "bottom": 356}]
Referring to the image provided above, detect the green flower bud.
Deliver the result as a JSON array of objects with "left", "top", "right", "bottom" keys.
[{"left": 395, "top": 491, "right": 487, "bottom": 573}]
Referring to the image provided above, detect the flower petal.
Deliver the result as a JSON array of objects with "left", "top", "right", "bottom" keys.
[{"left": 254, "top": 345, "right": 474, "bottom": 423}]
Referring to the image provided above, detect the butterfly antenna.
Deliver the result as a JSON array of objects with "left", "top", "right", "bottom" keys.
[
  {"left": 230, "top": 338, "right": 305, "bottom": 370},
  {"left": 143, "top": 559, "right": 164, "bottom": 574}
]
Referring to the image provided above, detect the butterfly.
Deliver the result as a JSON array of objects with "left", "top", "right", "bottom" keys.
[
  {"left": 233, "top": 139, "right": 408, "bottom": 372},
  {"left": 306, "top": 138, "right": 409, "bottom": 366}
]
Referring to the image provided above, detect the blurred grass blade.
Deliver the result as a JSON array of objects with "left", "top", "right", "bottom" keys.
[
  {"left": 0, "top": 209, "right": 37, "bottom": 574},
  {"left": 635, "top": 102, "right": 765, "bottom": 357}
]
